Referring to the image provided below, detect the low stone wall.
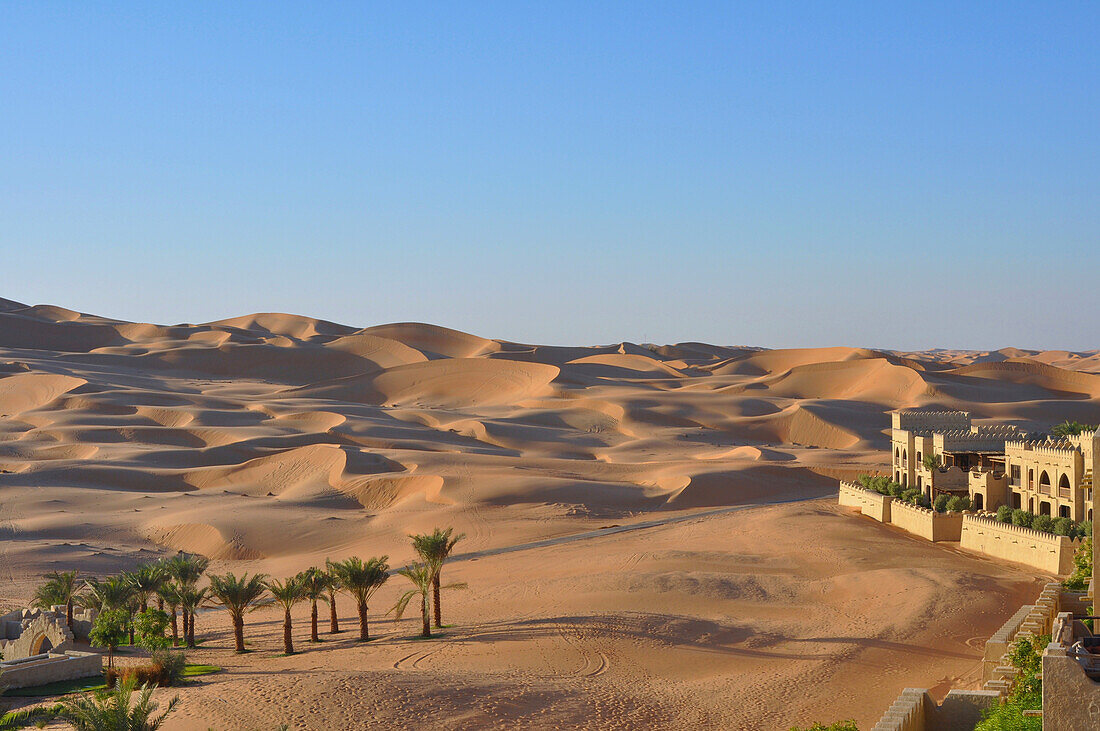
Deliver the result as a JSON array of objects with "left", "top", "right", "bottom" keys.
[
  {"left": 0, "top": 650, "right": 102, "bottom": 689},
  {"left": 961, "top": 514, "right": 1079, "bottom": 575},
  {"left": 872, "top": 688, "right": 999, "bottom": 731},
  {"left": 889, "top": 500, "right": 964, "bottom": 542},
  {"left": 838, "top": 481, "right": 891, "bottom": 522}
]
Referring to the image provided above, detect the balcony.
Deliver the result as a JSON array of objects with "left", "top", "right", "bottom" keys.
[{"left": 1058, "top": 488, "right": 1071, "bottom": 499}]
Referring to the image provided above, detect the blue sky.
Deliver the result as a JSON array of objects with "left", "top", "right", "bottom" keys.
[{"left": 2, "top": 2, "right": 1097, "bottom": 349}]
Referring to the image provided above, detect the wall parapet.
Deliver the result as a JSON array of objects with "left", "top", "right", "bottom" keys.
[
  {"left": 889, "top": 499, "right": 964, "bottom": 542},
  {"left": 961, "top": 514, "right": 1079, "bottom": 575},
  {"left": 838, "top": 481, "right": 891, "bottom": 522}
]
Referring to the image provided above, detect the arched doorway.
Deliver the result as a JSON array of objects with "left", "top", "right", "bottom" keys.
[
  {"left": 974, "top": 494, "right": 984, "bottom": 511},
  {"left": 30, "top": 634, "right": 54, "bottom": 655},
  {"left": 895, "top": 470, "right": 901, "bottom": 483},
  {"left": 1013, "top": 492, "right": 1021, "bottom": 509},
  {"left": 1028, "top": 497, "right": 1035, "bottom": 513}
]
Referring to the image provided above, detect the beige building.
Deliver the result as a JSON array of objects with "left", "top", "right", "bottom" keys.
[{"left": 890, "top": 410, "right": 1096, "bottom": 519}]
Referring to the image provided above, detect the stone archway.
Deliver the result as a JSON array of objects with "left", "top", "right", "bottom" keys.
[
  {"left": 31, "top": 633, "right": 54, "bottom": 655},
  {"left": 5, "top": 612, "right": 74, "bottom": 660}
]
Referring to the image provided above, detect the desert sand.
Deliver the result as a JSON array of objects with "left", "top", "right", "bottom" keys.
[{"left": 2, "top": 297, "right": 1098, "bottom": 729}]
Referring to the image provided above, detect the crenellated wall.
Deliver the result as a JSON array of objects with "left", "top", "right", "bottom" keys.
[
  {"left": 890, "top": 500, "right": 964, "bottom": 542},
  {"left": 892, "top": 410, "right": 971, "bottom": 433},
  {"left": 839, "top": 481, "right": 892, "bottom": 522},
  {"left": 960, "top": 514, "right": 1080, "bottom": 575}
]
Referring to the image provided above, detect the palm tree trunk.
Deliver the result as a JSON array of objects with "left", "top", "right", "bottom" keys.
[
  {"left": 66, "top": 599, "right": 74, "bottom": 629},
  {"left": 311, "top": 599, "right": 319, "bottom": 642},
  {"left": 107, "top": 647, "right": 114, "bottom": 670},
  {"left": 233, "top": 615, "right": 245, "bottom": 652},
  {"left": 357, "top": 600, "right": 369, "bottom": 641},
  {"left": 421, "top": 593, "right": 431, "bottom": 638},
  {"left": 128, "top": 610, "right": 135, "bottom": 645},
  {"left": 283, "top": 608, "right": 294, "bottom": 655},
  {"left": 329, "top": 591, "right": 340, "bottom": 633},
  {"left": 170, "top": 608, "right": 179, "bottom": 646},
  {"left": 181, "top": 607, "right": 189, "bottom": 644},
  {"left": 157, "top": 596, "right": 164, "bottom": 612},
  {"left": 432, "top": 572, "right": 442, "bottom": 628},
  {"left": 187, "top": 610, "right": 196, "bottom": 648}
]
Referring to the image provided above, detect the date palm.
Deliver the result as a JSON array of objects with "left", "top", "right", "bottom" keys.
[
  {"left": 34, "top": 570, "right": 81, "bottom": 628},
  {"left": 0, "top": 705, "right": 61, "bottom": 730},
  {"left": 57, "top": 676, "right": 178, "bottom": 731},
  {"left": 208, "top": 572, "right": 268, "bottom": 653},
  {"left": 156, "top": 582, "right": 183, "bottom": 646},
  {"left": 410, "top": 527, "right": 465, "bottom": 627},
  {"left": 265, "top": 576, "right": 307, "bottom": 655},
  {"left": 127, "top": 564, "right": 168, "bottom": 613},
  {"left": 324, "top": 559, "right": 343, "bottom": 633},
  {"left": 81, "top": 576, "right": 136, "bottom": 612},
  {"left": 177, "top": 584, "right": 209, "bottom": 649},
  {"left": 299, "top": 568, "right": 331, "bottom": 642},
  {"left": 165, "top": 553, "right": 208, "bottom": 640},
  {"left": 330, "top": 557, "right": 389, "bottom": 641},
  {"left": 390, "top": 563, "right": 433, "bottom": 638}
]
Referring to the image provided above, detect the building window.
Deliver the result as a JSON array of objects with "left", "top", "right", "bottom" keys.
[
  {"left": 1010, "top": 465, "right": 1021, "bottom": 484},
  {"left": 1059, "top": 505, "right": 1070, "bottom": 519},
  {"left": 1028, "top": 469, "right": 1034, "bottom": 488}
]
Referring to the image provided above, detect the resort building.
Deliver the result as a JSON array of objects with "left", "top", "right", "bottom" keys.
[{"left": 890, "top": 409, "right": 1096, "bottom": 520}]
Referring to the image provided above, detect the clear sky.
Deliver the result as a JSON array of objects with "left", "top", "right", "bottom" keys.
[{"left": 2, "top": 2, "right": 1097, "bottom": 350}]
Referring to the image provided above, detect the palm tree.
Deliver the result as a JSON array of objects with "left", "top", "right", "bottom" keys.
[
  {"left": 34, "top": 570, "right": 81, "bottom": 628},
  {"left": 391, "top": 562, "right": 435, "bottom": 638},
  {"left": 127, "top": 564, "right": 168, "bottom": 612},
  {"left": 921, "top": 453, "right": 941, "bottom": 472},
  {"left": 81, "top": 576, "right": 136, "bottom": 613},
  {"left": 410, "top": 527, "right": 465, "bottom": 627},
  {"left": 164, "top": 553, "right": 208, "bottom": 641},
  {"left": 0, "top": 705, "right": 61, "bottom": 730},
  {"left": 1053, "top": 420, "right": 1098, "bottom": 438},
  {"left": 298, "top": 568, "right": 331, "bottom": 642},
  {"left": 177, "top": 584, "right": 209, "bottom": 649},
  {"left": 265, "top": 576, "right": 306, "bottom": 655},
  {"left": 57, "top": 676, "right": 178, "bottom": 730},
  {"left": 324, "top": 559, "right": 343, "bottom": 634},
  {"left": 156, "top": 582, "right": 183, "bottom": 646},
  {"left": 330, "top": 557, "right": 389, "bottom": 641},
  {"left": 208, "top": 572, "right": 268, "bottom": 653}
]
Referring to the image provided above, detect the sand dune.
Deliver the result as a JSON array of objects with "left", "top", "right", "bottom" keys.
[{"left": 1, "top": 302, "right": 1096, "bottom": 728}]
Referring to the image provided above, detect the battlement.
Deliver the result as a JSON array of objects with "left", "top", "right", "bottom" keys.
[
  {"left": 892, "top": 409, "right": 971, "bottom": 434},
  {"left": 1006, "top": 439, "right": 1083, "bottom": 458}
]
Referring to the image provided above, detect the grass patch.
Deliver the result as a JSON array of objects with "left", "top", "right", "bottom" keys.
[
  {"left": 181, "top": 664, "right": 221, "bottom": 678},
  {"left": 5, "top": 665, "right": 221, "bottom": 697},
  {"left": 3, "top": 676, "right": 106, "bottom": 697}
]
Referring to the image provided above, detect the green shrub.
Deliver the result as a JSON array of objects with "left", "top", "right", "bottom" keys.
[
  {"left": 1031, "top": 515, "right": 1054, "bottom": 533},
  {"left": 1051, "top": 517, "right": 1074, "bottom": 536},
  {"left": 133, "top": 609, "right": 171, "bottom": 652},
  {"left": 995, "top": 505, "right": 1012, "bottom": 523},
  {"left": 916, "top": 493, "right": 931, "bottom": 509},
  {"left": 889, "top": 483, "right": 906, "bottom": 498},
  {"left": 1011, "top": 509, "right": 1033, "bottom": 528},
  {"left": 1075, "top": 520, "right": 1092, "bottom": 540},
  {"left": 1064, "top": 537, "right": 1093, "bottom": 591},
  {"left": 933, "top": 494, "right": 949, "bottom": 513},
  {"left": 901, "top": 488, "right": 920, "bottom": 504},
  {"left": 789, "top": 722, "right": 858, "bottom": 731},
  {"left": 945, "top": 495, "right": 971, "bottom": 512}
]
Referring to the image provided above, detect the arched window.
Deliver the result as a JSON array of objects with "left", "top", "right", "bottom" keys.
[
  {"left": 1058, "top": 474, "right": 1071, "bottom": 491},
  {"left": 895, "top": 447, "right": 900, "bottom": 464},
  {"left": 902, "top": 449, "right": 908, "bottom": 465},
  {"left": 1039, "top": 471, "right": 1051, "bottom": 492},
  {"left": 1028, "top": 469, "right": 1034, "bottom": 488}
]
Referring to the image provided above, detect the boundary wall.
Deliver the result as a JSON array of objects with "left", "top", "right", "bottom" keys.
[
  {"left": 961, "top": 514, "right": 1080, "bottom": 575},
  {"left": 889, "top": 500, "right": 963, "bottom": 542},
  {"left": 838, "top": 481, "right": 891, "bottom": 522}
]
